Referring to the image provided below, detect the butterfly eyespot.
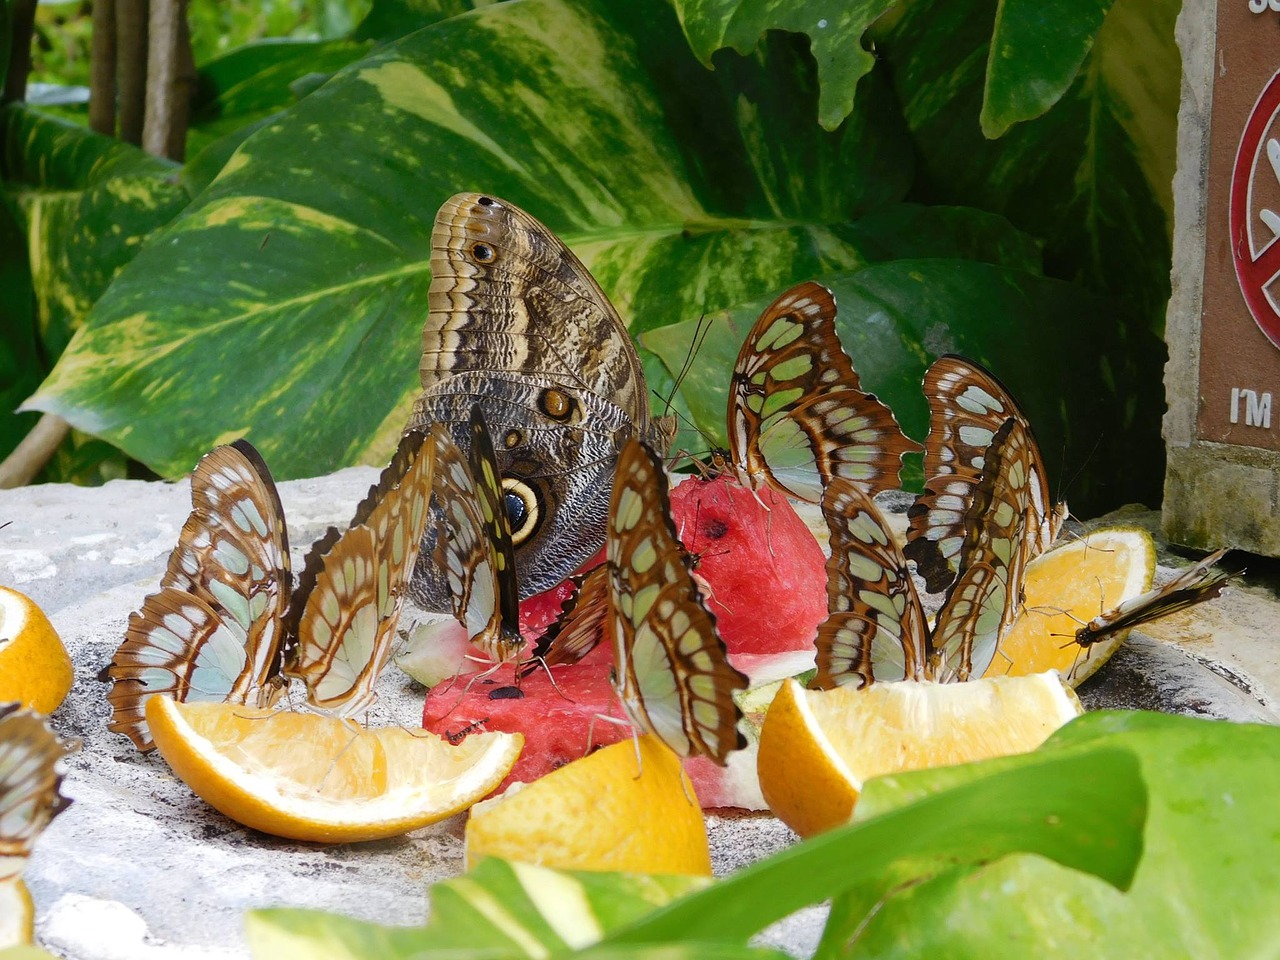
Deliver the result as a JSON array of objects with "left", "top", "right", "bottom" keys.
[
  {"left": 477, "top": 196, "right": 496, "bottom": 206},
  {"left": 539, "top": 388, "right": 575, "bottom": 421},
  {"left": 504, "top": 429, "right": 522, "bottom": 449},
  {"left": 501, "top": 478, "right": 541, "bottom": 546},
  {"left": 471, "top": 242, "right": 496, "bottom": 263}
]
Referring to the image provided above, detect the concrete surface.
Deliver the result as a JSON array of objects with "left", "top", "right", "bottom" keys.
[{"left": 1, "top": 472, "right": 1275, "bottom": 959}]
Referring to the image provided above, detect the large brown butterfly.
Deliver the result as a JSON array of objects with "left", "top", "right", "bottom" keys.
[
  {"left": 408, "top": 193, "right": 675, "bottom": 617},
  {"left": 606, "top": 439, "right": 747, "bottom": 764},
  {"left": 0, "top": 704, "right": 78, "bottom": 883},
  {"left": 905, "top": 356, "right": 1066, "bottom": 595},
  {"left": 814, "top": 418, "right": 1031, "bottom": 688},
  {"left": 727, "top": 282, "right": 918, "bottom": 502}
]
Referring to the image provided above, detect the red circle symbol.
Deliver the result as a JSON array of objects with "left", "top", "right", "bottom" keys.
[{"left": 1232, "top": 69, "right": 1280, "bottom": 349}]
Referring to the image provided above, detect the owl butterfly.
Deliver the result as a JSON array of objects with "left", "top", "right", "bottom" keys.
[
  {"left": 727, "top": 281, "right": 919, "bottom": 503},
  {"left": 905, "top": 355, "right": 1066, "bottom": 595},
  {"left": 814, "top": 418, "right": 1030, "bottom": 689},
  {"left": 1074, "top": 548, "right": 1235, "bottom": 649},
  {"left": 105, "top": 441, "right": 292, "bottom": 751},
  {"left": 427, "top": 408, "right": 523, "bottom": 664},
  {"left": 105, "top": 432, "right": 435, "bottom": 750},
  {"left": 408, "top": 192, "right": 675, "bottom": 619},
  {"left": 607, "top": 439, "right": 748, "bottom": 765},
  {"left": 0, "top": 704, "right": 78, "bottom": 882}
]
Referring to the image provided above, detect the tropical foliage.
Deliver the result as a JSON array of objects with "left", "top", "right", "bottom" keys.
[
  {"left": 244, "top": 712, "right": 1280, "bottom": 960},
  {"left": 1, "top": 0, "right": 1176, "bottom": 513}
]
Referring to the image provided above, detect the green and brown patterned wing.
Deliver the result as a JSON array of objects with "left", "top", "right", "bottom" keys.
[
  {"left": 931, "top": 418, "right": 1032, "bottom": 682},
  {"left": 285, "top": 429, "right": 435, "bottom": 714},
  {"left": 105, "top": 441, "right": 291, "bottom": 751},
  {"left": 728, "top": 282, "right": 919, "bottom": 503},
  {"left": 426, "top": 415, "right": 524, "bottom": 664},
  {"left": 812, "top": 478, "right": 930, "bottom": 689},
  {"left": 0, "top": 704, "right": 78, "bottom": 881},
  {"left": 608, "top": 439, "right": 747, "bottom": 765},
  {"left": 906, "top": 356, "right": 1064, "bottom": 594}
]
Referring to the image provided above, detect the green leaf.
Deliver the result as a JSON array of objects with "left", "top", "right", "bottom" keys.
[
  {"left": 600, "top": 745, "right": 1144, "bottom": 947},
  {"left": 879, "top": 0, "right": 1178, "bottom": 333},
  {"left": 186, "top": 38, "right": 373, "bottom": 161},
  {"left": 0, "top": 195, "right": 42, "bottom": 462},
  {"left": 1, "top": 106, "right": 190, "bottom": 357},
  {"left": 352, "top": 0, "right": 489, "bottom": 41},
  {"left": 670, "top": 0, "right": 897, "bottom": 130},
  {"left": 644, "top": 255, "right": 1165, "bottom": 512},
  {"left": 247, "top": 860, "right": 711, "bottom": 958},
  {"left": 823, "top": 712, "right": 1280, "bottom": 959},
  {"left": 247, "top": 751, "right": 1142, "bottom": 958},
  {"left": 981, "top": 0, "right": 1115, "bottom": 138},
  {"left": 29, "top": 0, "right": 917, "bottom": 480}
]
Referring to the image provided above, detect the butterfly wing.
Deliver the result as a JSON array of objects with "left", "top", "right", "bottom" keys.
[
  {"left": 1076, "top": 548, "right": 1235, "bottom": 647},
  {"left": 0, "top": 704, "right": 78, "bottom": 880},
  {"left": 285, "top": 429, "right": 435, "bottom": 714},
  {"left": 728, "top": 282, "right": 919, "bottom": 502},
  {"left": 608, "top": 440, "right": 747, "bottom": 765},
  {"left": 812, "top": 478, "right": 930, "bottom": 689},
  {"left": 529, "top": 563, "right": 609, "bottom": 670},
  {"left": 105, "top": 441, "right": 291, "bottom": 751},
  {"left": 410, "top": 193, "right": 669, "bottom": 608},
  {"left": 931, "top": 418, "right": 1031, "bottom": 682},
  {"left": 905, "top": 356, "right": 1063, "bottom": 593},
  {"left": 425, "top": 418, "right": 524, "bottom": 663}
]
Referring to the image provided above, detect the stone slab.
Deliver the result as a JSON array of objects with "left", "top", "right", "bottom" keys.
[{"left": 1, "top": 472, "right": 1276, "bottom": 959}]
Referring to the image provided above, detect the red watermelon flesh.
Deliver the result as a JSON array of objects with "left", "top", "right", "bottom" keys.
[{"left": 420, "top": 477, "right": 827, "bottom": 807}]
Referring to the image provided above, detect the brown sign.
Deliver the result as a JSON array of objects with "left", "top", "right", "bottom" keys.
[{"left": 1197, "top": 5, "right": 1280, "bottom": 446}]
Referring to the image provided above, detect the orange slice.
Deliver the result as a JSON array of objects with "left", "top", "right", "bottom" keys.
[{"left": 146, "top": 697, "right": 522, "bottom": 843}]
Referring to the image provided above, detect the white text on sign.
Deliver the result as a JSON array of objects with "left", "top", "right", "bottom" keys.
[
  {"left": 1230, "top": 387, "right": 1273, "bottom": 428},
  {"left": 1249, "top": 0, "right": 1280, "bottom": 13}
]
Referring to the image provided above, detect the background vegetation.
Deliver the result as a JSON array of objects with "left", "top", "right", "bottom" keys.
[{"left": 1, "top": 0, "right": 1176, "bottom": 516}]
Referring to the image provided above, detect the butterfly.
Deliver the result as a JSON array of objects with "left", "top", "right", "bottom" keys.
[
  {"left": 905, "top": 355, "right": 1066, "bottom": 595},
  {"left": 408, "top": 193, "right": 676, "bottom": 617},
  {"left": 427, "top": 408, "right": 523, "bottom": 664},
  {"left": 0, "top": 704, "right": 78, "bottom": 882},
  {"left": 1074, "top": 548, "right": 1235, "bottom": 648},
  {"left": 814, "top": 417, "right": 1031, "bottom": 689},
  {"left": 105, "top": 441, "right": 293, "bottom": 750},
  {"left": 726, "top": 281, "right": 919, "bottom": 503},
  {"left": 105, "top": 431, "right": 436, "bottom": 749},
  {"left": 606, "top": 438, "right": 748, "bottom": 764},
  {"left": 283, "top": 429, "right": 436, "bottom": 714}
]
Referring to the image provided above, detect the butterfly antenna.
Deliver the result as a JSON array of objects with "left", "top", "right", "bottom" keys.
[{"left": 660, "top": 310, "right": 715, "bottom": 416}]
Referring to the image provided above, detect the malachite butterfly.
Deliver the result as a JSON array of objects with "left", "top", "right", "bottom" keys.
[
  {"left": 905, "top": 355, "right": 1066, "bottom": 595},
  {"left": 606, "top": 439, "right": 748, "bottom": 765},
  {"left": 727, "top": 281, "right": 919, "bottom": 503},
  {"left": 0, "top": 703, "right": 78, "bottom": 881}
]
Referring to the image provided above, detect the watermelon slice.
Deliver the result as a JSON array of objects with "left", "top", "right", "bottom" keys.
[{"left": 419, "top": 477, "right": 828, "bottom": 808}]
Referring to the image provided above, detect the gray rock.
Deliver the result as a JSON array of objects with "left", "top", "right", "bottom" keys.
[{"left": 2, "top": 473, "right": 1274, "bottom": 959}]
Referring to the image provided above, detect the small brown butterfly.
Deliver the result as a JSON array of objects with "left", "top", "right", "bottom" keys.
[{"left": 1074, "top": 548, "right": 1235, "bottom": 648}]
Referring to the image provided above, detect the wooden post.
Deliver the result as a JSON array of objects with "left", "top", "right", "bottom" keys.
[
  {"left": 89, "top": 0, "right": 119, "bottom": 136},
  {"left": 116, "top": 0, "right": 148, "bottom": 145}
]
